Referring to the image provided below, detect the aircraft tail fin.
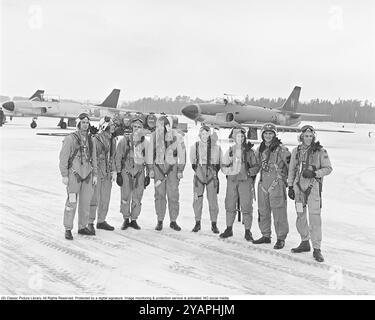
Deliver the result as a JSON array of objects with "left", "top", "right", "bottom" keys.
[
  {"left": 29, "top": 90, "right": 44, "bottom": 101},
  {"left": 280, "top": 86, "right": 301, "bottom": 112},
  {"left": 97, "top": 89, "right": 120, "bottom": 108}
]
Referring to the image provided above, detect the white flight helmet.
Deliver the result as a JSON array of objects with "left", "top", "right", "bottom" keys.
[{"left": 98, "top": 116, "right": 112, "bottom": 132}]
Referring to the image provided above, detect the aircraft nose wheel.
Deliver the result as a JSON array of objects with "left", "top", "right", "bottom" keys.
[{"left": 30, "top": 121, "right": 37, "bottom": 129}]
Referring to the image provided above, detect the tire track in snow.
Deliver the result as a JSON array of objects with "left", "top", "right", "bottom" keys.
[
  {"left": 199, "top": 232, "right": 375, "bottom": 285},
  {"left": 112, "top": 230, "right": 349, "bottom": 294},
  {"left": 2, "top": 185, "right": 373, "bottom": 293},
  {"left": 161, "top": 233, "right": 341, "bottom": 292},
  {"left": 155, "top": 231, "right": 375, "bottom": 291},
  {"left": 75, "top": 229, "right": 260, "bottom": 294},
  {"left": 0, "top": 236, "right": 102, "bottom": 294},
  {"left": 1, "top": 180, "right": 61, "bottom": 197},
  {"left": 0, "top": 247, "right": 54, "bottom": 295},
  {"left": 168, "top": 261, "right": 261, "bottom": 294},
  {"left": 0, "top": 203, "right": 186, "bottom": 295},
  {"left": 4, "top": 194, "right": 370, "bottom": 294},
  {"left": 0, "top": 212, "right": 110, "bottom": 294},
  {"left": 1, "top": 201, "right": 124, "bottom": 256},
  {"left": 113, "top": 231, "right": 256, "bottom": 294},
  {"left": 3, "top": 226, "right": 109, "bottom": 269}
]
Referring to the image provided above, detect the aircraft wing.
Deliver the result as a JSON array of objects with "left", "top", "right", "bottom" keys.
[
  {"left": 275, "top": 109, "right": 331, "bottom": 118},
  {"left": 239, "top": 123, "right": 354, "bottom": 133},
  {"left": 203, "top": 119, "right": 354, "bottom": 133},
  {"left": 295, "top": 113, "right": 331, "bottom": 118}
]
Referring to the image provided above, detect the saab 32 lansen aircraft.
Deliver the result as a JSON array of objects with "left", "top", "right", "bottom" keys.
[
  {"left": 181, "top": 86, "right": 353, "bottom": 139},
  {"left": 2, "top": 89, "right": 121, "bottom": 129}
]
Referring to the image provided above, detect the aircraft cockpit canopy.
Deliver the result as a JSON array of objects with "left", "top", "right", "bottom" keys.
[
  {"left": 43, "top": 95, "right": 60, "bottom": 103},
  {"left": 222, "top": 94, "right": 245, "bottom": 106}
]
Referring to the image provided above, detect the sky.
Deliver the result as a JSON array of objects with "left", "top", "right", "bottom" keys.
[{"left": 1, "top": 0, "right": 374, "bottom": 103}]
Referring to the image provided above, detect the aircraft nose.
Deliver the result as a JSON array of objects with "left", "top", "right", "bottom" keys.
[
  {"left": 181, "top": 104, "right": 199, "bottom": 120},
  {"left": 2, "top": 101, "right": 15, "bottom": 112}
]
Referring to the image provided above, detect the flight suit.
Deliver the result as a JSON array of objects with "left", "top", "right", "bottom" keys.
[
  {"left": 256, "top": 143, "right": 290, "bottom": 241},
  {"left": 221, "top": 145, "right": 259, "bottom": 231},
  {"left": 115, "top": 133, "right": 149, "bottom": 221},
  {"left": 288, "top": 144, "right": 333, "bottom": 250},
  {"left": 89, "top": 132, "right": 116, "bottom": 224},
  {"left": 190, "top": 140, "right": 222, "bottom": 223},
  {"left": 148, "top": 129, "right": 186, "bottom": 222},
  {"left": 59, "top": 131, "right": 97, "bottom": 231}
]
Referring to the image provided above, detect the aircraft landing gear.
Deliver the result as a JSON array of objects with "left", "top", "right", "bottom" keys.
[
  {"left": 30, "top": 118, "right": 37, "bottom": 129},
  {"left": 247, "top": 127, "right": 258, "bottom": 140},
  {"left": 58, "top": 118, "right": 67, "bottom": 129},
  {"left": 67, "top": 118, "right": 76, "bottom": 128}
]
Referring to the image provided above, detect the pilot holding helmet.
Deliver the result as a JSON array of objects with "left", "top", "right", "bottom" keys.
[{"left": 288, "top": 125, "right": 333, "bottom": 262}]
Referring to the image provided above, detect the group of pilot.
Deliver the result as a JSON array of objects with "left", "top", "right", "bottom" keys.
[{"left": 59, "top": 113, "right": 332, "bottom": 263}]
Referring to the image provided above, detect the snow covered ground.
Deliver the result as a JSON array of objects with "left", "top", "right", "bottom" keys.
[{"left": 0, "top": 117, "right": 374, "bottom": 296}]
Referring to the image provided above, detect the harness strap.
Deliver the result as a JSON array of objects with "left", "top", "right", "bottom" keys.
[
  {"left": 296, "top": 180, "right": 314, "bottom": 207},
  {"left": 228, "top": 145, "right": 251, "bottom": 171},
  {"left": 260, "top": 146, "right": 282, "bottom": 180},
  {"left": 259, "top": 146, "right": 281, "bottom": 185},
  {"left": 122, "top": 135, "right": 146, "bottom": 170},
  {"left": 194, "top": 173, "right": 215, "bottom": 188},
  {"left": 195, "top": 140, "right": 217, "bottom": 169},
  {"left": 155, "top": 163, "right": 174, "bottom": 177},
  {"left": 295, "top": 146, "right": 320, "bottom": 207},
  {"left": 68, "top": 133, "right": 81, "bottom": 169},
  {"left": 259, "top": 146, "right": 272, "bottom": 182},
  {"left": 68, "top": 132, "right": 93, "bottom": 169},
  {"left": 153, "top": 134, "right": 177, "bottom": 161},
  {"left": 72, "top": 170, "right": 91, "bottom": 184},
  {"left": 68, "top": 147, "right": 80, "bottom": 170},
  {"left": 123, "top": 135, "right": 133, "bottom": 167},
  {"left": 260, "top": 174, "right": 282, "bottom": 194},
  {"left": 125, "top": 170, "right": 142, "bottom": 190},
  {"left": 95, "top": 135, "right": 111, "bottom": 177}
]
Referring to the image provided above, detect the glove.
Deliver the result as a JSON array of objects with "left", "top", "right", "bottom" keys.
[
  {"left": 177, "top": 171, "right": 183, "bottom": 180},
  {"left": 144, "top": 175, "right": 150, "bottom": 188},
  {"left": 288, "top": 186, "right": 295, "bottom": 200},
  {"left": 192, "top": 164, "right": 197, "bottom": 171},
  {"left": 149, "top": 170, "right": 155, "bottom": 179},
  {"left": 62, "top": 176, "right": 69, "bottom": 185},
  {"left": 92, "top": 176, "right": 98, "bottom": 186},
  {"left": 116, "top": 172, "right": 123, "bottom": 187},
  {"left": 302, "top": 169, "right": 316, "bottom": 179}
]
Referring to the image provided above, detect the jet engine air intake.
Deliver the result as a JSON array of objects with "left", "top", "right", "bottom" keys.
[{"left": 216, "top": 112, "right": 234, "bottom": 123}]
